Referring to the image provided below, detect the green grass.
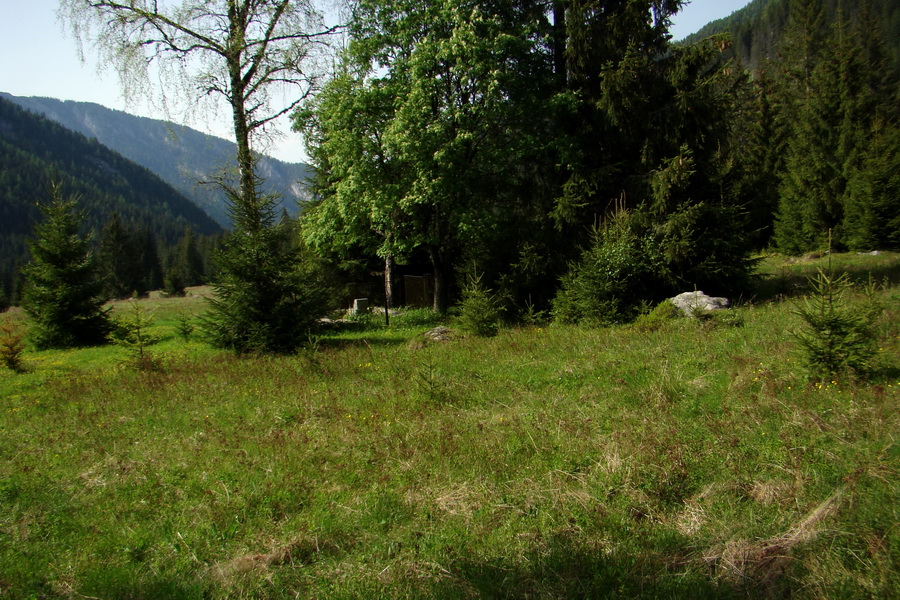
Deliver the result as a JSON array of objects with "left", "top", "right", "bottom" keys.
[{"left": 0, "top": 257, "right": 898, "bottom": 599}]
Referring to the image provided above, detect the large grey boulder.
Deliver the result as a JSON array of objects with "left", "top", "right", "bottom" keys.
[{"left": 671, "top": 291, "right": 730, "bottom": 317}]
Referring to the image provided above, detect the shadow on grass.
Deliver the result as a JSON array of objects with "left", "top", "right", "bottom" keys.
[
  {"left": 418, "top": 540, "right": 762, "bottom": 600},
  {"left": 313, "top": 329, "right": 413, "bottom": 350},
  {"left": 752, "top": 258, "right": 900, "bottom": 302},
  {"left": 313, "top": 318, "right": 449, "bottom": 351},
  {"left": 76, "top": 567, "right": 207, "bottom": 600}
]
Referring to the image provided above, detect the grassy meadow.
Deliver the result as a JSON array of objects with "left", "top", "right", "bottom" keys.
[{"left": 1, "top": 253, "right": 898, "bottom": 599}]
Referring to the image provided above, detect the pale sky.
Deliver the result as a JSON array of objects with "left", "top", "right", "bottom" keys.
[{"left": 0, "top": 0, "right": 754, "bottom": 163}]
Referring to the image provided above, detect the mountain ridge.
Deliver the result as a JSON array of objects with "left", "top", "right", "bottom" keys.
[
  {"left": 0, "top": 94, "right": 223, "bottom": 302},
  {"left": 0, "top": 92, "right": 313, "bottom": 228}
]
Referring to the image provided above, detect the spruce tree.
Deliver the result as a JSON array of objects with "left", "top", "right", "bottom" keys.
[
  {"left": 98, "top": 212, "right": 142, "bottom": 299},
  {"left": 203, "top": 184, "right": 326, "bottom": 354},
  {"left": 21, "top": 183, "right": 110, "bottom": 349},
  {"left": 844, "top": 121, "right": 900, "bottom": 250},
  {"left": 774, "top": 0, "right": 898, "bottom": 253},
  {"left": 136, "top": 227, "right": 164, "bottom": 293},
  {"left": 774, "top": 41, "right": 846, "bottom": 253},
  {"left": 163, "top": 227, "right": 205, "bottom": 297}
]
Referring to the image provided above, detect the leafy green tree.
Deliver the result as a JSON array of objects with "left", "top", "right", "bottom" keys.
[
  {"left": 300, "top": 0, "right": 556, "bottom": 313},
  {"left": 61, "top": 0, "right": 336, "bottom": 213},
  {"left": 63, "top": 0, "right": 337, "bottom": 350},
  {"left": 20, "top": 184, "right": 110, "bottom": 349},
  {"left": 297, "top": 66, "right": 414, "bottom": 312}
]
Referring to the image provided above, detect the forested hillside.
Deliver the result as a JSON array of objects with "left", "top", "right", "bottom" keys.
[
  {"left": 681, "top": 0, "right": 900, "bottom": 71},
  {"left": 1, "top": 93, "right": 314, "bottom": 228},
  {"left": 0, "top": 95, "right": 222, "bottom": 306}
]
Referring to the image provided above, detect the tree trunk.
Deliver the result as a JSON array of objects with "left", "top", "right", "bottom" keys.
[
  {"left": 226, "top": 3, "right": 257, "bottom": 218},
  {"left": 229, "top": 80, "right": 257, "bottom": 213},
  {"left": 429, "top": 247, "right": 448, "bottom": 314},
  {"left": 383, "top": 253, "right": 394, "bottom": 326}
]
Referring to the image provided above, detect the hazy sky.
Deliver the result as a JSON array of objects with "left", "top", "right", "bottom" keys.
[{"left": 0, "top": 0, "right": 754, "bottom": 163}]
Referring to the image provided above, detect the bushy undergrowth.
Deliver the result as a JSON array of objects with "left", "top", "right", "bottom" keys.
[
  {"left": 110, "top": 299, "right": 161, "bottom": 369},
  {"left": 553, "top": 213, "right": 667, "bottom": 325},
  {"left": 0, "top": 260, "right": 897, "bottom": 599},
  {"left": 0, "top": 319, "right": 26, "bottom": 372},
  {"left": 633, "top": 299, "right": 682, "bottom": 332}
]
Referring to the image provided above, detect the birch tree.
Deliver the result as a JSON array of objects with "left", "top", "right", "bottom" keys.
[
  {"left": 60, "top": 0, "right": 337, "bottom": 207},
  {"left": 60, "top": 0, "right": 339, "bottom": 352}
]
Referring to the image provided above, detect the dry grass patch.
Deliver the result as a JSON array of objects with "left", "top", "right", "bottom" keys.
[{"left": 704, "top": 488, "right": 845, "bottom": 587}]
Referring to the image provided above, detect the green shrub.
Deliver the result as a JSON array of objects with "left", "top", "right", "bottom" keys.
[
  {"left": 632, "top": 300, "right": 682, "bottom": 332},
  {"left": 457, "top": 273, "right": 502, "bottom": 337},
  {"left": 110, "top": 300, "right": 160, "bottom": 369},
  {"left": 0, "top": 320, "right": 27, "bottom": 372},
  {"left": 174, "top": 309, "right": 195, "bottom": 341},
  {"left": 793, "top": 269, "right": 880, "bottom": 380},
  {"left": 520, "top": 299, "right": 548, "bottom": 327},
  {"left": 552, "top": 213, "right": 668, "bottom": 325},
  {"left": 704, "top": 308, "right": 745, "bottom": 328}
]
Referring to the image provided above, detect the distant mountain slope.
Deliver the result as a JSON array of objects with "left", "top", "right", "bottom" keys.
[
  {"left": 1, "top": 93, "right": 314, "bottom": 228},
  {"left": 0, "top": 94, "right": 222, "bottom": 299},
  {"left": 680, "top": 0, "right": 899, "bottom": 72}
]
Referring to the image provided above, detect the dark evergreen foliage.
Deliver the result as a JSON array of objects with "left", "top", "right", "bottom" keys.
[
  {"left": 20, "top": 184, "right": 111, "bottom": 349},
  {"left": 681, "top": 0, "right": 899, "bottom": 72},
  {"left": 552, "top": 212, "right": 669, "bottom": 326},
  {"left": 162, "top": 227, "right": 207, "bottom": 296},
  {"left": 0, "top": 95, "right": 222, "bottom": 301},
  {"left": 554, "top": 17, "right": 757, "bottom": 303},
  {"left": 772, "top": 0, "right": 899, "bottom": 253},
  {"left": 97, "top": 213, "right": 144, "bottom": 299},
  {"left": 1, "top": 93, "right": 313, "bottom": 230},
  {"left": 203, "top": 186, "right": 329, "bottom": 354}
]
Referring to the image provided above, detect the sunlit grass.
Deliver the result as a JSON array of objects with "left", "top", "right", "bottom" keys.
[{"left": 0, "top": 255, "right": 897, "bottom": 599}]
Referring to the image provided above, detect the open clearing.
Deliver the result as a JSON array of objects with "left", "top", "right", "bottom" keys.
[{"left": 1, "top": 254, "right": 898, "bottom": 598}]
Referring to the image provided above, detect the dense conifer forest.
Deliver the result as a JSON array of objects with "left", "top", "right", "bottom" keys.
[
  {"left": 682, "top": 0, "right": 900, "bottom": 69},
  {"left": 1, "top": 93, "right": 314, "bottom": 228},
  {"left": 0, "top": 96, "right": 222, "bottom": 308}
]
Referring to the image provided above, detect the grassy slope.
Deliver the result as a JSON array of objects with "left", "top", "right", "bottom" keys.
[{"left": 0, "top": 255, "right": 898, "bottom": 599}]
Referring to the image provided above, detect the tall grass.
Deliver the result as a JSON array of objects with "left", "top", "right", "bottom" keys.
[{"left": 0, "top": 256, "right": 897, "bottom": 599}]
